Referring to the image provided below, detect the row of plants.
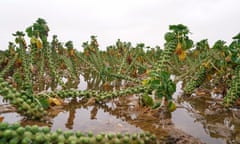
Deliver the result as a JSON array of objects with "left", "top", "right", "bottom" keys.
[
  {"left": 0, "top": 18, "right": 239, "bottom": 120},
  {"left": 0, "top": 122, "right": 157, "bottom": 144}
]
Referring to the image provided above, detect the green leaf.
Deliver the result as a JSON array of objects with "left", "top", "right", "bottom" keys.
[
  {"left": 152, "top": 102, "right": 161, "bottom": 109},
  {"left": 168, "top": 101, "right": 176, "bottom": 112},
  {"left": 38, "top": 97, "right": 49, "bottom": 109},
  {"left": 150, "top": 80, "right": 160, "bottom": 89},
  {"left": 142, "top": 93, "right": 154, "bottom": 107},
  {"left": 25, "top": 26, "right": 33, "bottom": 37},
  {"left": 232, "top": 33, "right": 240, "bottom": 40},
  {"left": 185, "top": 39, "right": 194, "bottom": 50},
  {"left": 149, "top": 71, "right": 160, "bottom": 78},
  {"left": 159, "top": 71, "right": 170, "bottom": 80}
]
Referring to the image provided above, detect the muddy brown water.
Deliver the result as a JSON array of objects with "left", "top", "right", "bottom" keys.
[{"left": 1, "top": 78, "right": 240, "bottom": 144}]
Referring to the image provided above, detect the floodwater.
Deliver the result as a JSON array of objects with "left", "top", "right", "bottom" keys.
[{"left": 1, "top": 76, "right": 240, "bottom": 144}]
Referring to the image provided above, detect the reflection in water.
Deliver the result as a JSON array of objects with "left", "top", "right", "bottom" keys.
[
  {"left": 65, "top": 107, "right": 76, "bottom": 129},
  {"left": 172, "top": 108, "right": 224, "bottom": 144},
  {"left": 174, "top": 90, "right": 240, "bottom": 144},
  {"left": 49, "top": 97, "right": 142, "bottom": 134},
  {"left": 90, "top": 105, "right": 98, "bottom": 120},
  {"left": 2, "top": 73, "right": 240, "bottom": 143}
]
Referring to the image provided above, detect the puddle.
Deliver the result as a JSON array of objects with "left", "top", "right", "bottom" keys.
[
  {"left": 1, "top": 112, "right": 22, "bottom": 124},
  {"left": 50, "top": 105, "right": 142, "bottom": 134},
  {"left": 172, "top": 108, "right": 225, "bottom": 144}
]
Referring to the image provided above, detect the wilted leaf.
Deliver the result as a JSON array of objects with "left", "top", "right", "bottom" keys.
[
  {"left": 202, "top": 61, "right": 210, "bottom": 68},
  {"left": 178, "top": 50, "right": 186, "bottom": 61},
  {"left": 175, "top": 42, "right": 182, "bottom": 55},
  {"left": 103, "top": 82, "right": 112, "bottom": 91},
  {"left": 0, "top": 116, "right": 4, "bottom": 122},
  {"left": 36, "top": 39, "right": 42, "bottom": 49},
  {"left": 84, "top": 98, "right": 96, "bottom": 106},
  {"left": 69, "top": 49, "right": 75, "bottom": 56},
  {"left": 225, "top": 55, "right": 231, "bottom": 62},
  {"left": 48, "top": 98, "right": 63, "bottom": 106}
]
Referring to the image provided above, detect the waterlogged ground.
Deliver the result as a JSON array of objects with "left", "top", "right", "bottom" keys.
[{"left": 1, "top": 77, "right": 240, "bottom": 144}]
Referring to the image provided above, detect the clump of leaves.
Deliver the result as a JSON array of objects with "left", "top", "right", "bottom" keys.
[{"left": 142, "top": 71, "right": 176, "bottom": 111}]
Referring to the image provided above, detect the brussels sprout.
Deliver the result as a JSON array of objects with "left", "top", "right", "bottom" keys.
[
  {"left": 56, "top": 128, "right": 63, "bottom": 135},
  {"left": 80, "top": 137, "right": 90, "bottom": 144},
  {"left": 50, "top": 132, "right": 58, "bottom": 141},
  {"left": 87, "top": 131, "right": 93, "bottom": 137},
  {"left": 30, "top": 125, "right": 39, "bottom": 134},
  {"left": 95, "top": 134, "right": 103, "bottom": 142},
  {"left": 21, "top": 137, "right": 32, "bottom": 144},
  {"left": 122, "top": 136, "right": 130, "bottom": 144},
  {"left": 22, "top": 102, "right": 29, "bottom": 110},
  {"left": 35, "top": 132, "right": 46, "bottom": 143},
  {"left": 41, "top": 126, "right": 50, "bottom": 134},
  {"left": 0, "top": 122, "right": 9, "bottom": 130},
  {"left": 3, "top": 129, "right": 13, "bottom": 139},
  {"left": 57, "top": 135, "right": 65, "bottom": 143},
  {"left": 23, "top": 131, "right": 33, "bottom": 138},
  {"left": 131, "top": 133, "right": 137, "bottom": 140},
  {"left": 116, "top": 133, "right": 122, "bottom": 139},
  {"left": 107, "top": 133, "right": 114, "bottom": 140},
  {"left": 76, "top": 131, "right": 84, "bottom": 138},
  {"left": 16, "top": 127, "right": 25, "bottom": 135},
  {"left": 64, "top": 131, "right": 74, "bottom": 138},
  {"left": 150, "top": 134, "right": 157, "bottom": 141},
  {"left": 9, "top": 137, "right": 20, "bottom": 144},
  {"left": 68, "top": 135, "right": 77, "bottom": 144}
]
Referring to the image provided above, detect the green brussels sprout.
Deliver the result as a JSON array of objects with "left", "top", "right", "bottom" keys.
[
  {"left": 3, "top": 129, "right": 13, "bottom": 139},
  {"left": 9, "top": 137, "right": 20, "bottom": 144},
  {"left": 0, "top": 122, "right": 9, "bottom": 130}
]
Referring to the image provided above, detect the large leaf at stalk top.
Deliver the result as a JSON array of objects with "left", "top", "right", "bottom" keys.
[
  {"left": 232, "top": 33, "right": 240, "bottom": 40},
  {"left": 148, "top": 71, "right": 176, "bottom": 100}
]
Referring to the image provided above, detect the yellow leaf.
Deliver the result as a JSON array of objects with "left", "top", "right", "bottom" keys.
[
  {"left": 142, "top": 79, "right": 149, "bottom": 86},
  {"left": 69, "top": 49, "right": 75, "bottom": 56},
  {"left": 178, "top": 50, "right": 186, "bottom": 61},
  {"left": 15, "top": 58, "right": 22, "bottom": 65},
  {"left": 202, "top": 61, "right": 210, "bottom": 68},
  {"left": 48, "top": 98, "right": 63, "bottom": 106},
  {"left": 168, "top": 101, "right": 176, "bottom": 112},
  {"left": 36, "top": 39, "right": 42, "bottom": 49},
  {"left": 175, "top": 42, "right": 182, "bottom": 55},
  {"left": 30, "top": 37, "right": 37, "bottom": 44}
]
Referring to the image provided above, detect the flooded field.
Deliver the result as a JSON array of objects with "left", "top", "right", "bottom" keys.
[
  {"left": 1, "top": 19, "right": 240, "bottom": 144},
  {"left": 1, "top": 77, "right": 240, "bottom": 144}
]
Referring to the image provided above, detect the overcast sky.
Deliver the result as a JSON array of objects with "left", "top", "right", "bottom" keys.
[{"left": 0, "top": 0, "right": 239, "bottom": 51}]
